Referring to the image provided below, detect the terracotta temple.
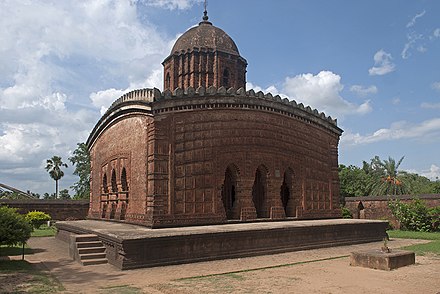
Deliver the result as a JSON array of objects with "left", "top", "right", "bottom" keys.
[{"left": 86, "top": 10, "right": 343, "bottom": 228}]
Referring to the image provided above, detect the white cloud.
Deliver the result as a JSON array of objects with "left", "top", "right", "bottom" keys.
[
  {"left": 282, "top": 71, "right": 372, "bottom": 119},
  {"left": 140, "top": 0, "right": 203, "bottom": 10},
  {"left": 406, "top": 10, "right": 426, "bottom": 28},
  {"left": 433, "top": 28, "right": 440, "bottom": 39},
  {"left": 421, "top": 164, "right": 440, "bottom": 180},
  {"left": 369, "top": 50, "right": 396, "bottom": 75},
  {"left": 246, "top": 82, "right": 284, "bottom": 97},
  {"left": 350, "top": 85, "right": 378, "bottom": 97},
  {"left": 392, "top": 97, "right": 401, "bottom": 105},
  {"left": 432, "top": 81, "right": 440, "bottom": 91},
  {"left": 421, "top": 102, "right": 440, "bottom": 109},
  {"left": 401, "top": 32, "right": 423, "bottom": 59},
  {"left": 341, "top": 118, "right": 440, "bottom": 146},
  {"left": 0, "top": 0, "right": 199, "bottom": 194}
]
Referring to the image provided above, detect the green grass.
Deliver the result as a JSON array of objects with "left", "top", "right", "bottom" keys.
[
  {"left": 99, "top": 284, "right": 143, "bottom": 294},
  {"left": 387, "top": 230, "right": 440, "bottom": 240},
  {"left": 0, "top": 260, "right": 65, "bottom": 293},
  {"left": 0, "top": 244, "right": 32, "bottom": 256},
  {"left": 388, "top": 230, "right": 440, "bottom": 256},
  {"left": 31, "top": 224, "right": 57, "bottom": 237}
]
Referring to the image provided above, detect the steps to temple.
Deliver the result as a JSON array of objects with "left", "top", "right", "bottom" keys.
[{"left": 69, "top": 234, "right": 108, "bottom": 266}]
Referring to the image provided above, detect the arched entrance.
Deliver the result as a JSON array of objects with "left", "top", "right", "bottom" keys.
[
  {"left": 221, "top": 165, "right": 238, "bottom": 219},
  {"left": 280, "top": 169, "right": 293, "bottom": 216},
  {"left": 252, "top": 166, "right": 268, "bottom": 218}
]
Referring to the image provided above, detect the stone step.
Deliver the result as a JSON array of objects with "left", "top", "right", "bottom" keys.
[
  {"left": 75, "top": 234, "right": 99, "bottom": 242},
  {"left": 76, "top": 241, "right": 103, "bottom": 248},
  {"left": 78, "top": 247, "right": 106, "bottom": 255},
  {"left": 80, "top": 252, "right": 107, "bottom": 260},
  {"left": 81, "top": 258, "right": 108, "bottom": 266}
]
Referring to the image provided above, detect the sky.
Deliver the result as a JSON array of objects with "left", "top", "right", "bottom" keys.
[{"left": 1, "top": 0, "right": 439, "bottom": 195}]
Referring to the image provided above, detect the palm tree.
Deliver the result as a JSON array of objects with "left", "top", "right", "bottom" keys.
[
  {"left": 45, "top": 156, "right": 68, "bottom": 199},
  {"left": 369, "top": 156, "right": 407, "bottom": 196}
]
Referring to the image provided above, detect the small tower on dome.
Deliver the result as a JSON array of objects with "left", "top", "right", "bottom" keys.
[{"left": 162, "top": 3, "right": 247, "bottom": 91}]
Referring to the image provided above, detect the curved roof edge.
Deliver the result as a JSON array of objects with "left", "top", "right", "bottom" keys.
[{"left": 87, "top": 86, "right": 343, "bottom": 149}]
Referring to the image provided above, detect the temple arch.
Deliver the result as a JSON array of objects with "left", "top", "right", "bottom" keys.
[
  {"left": 280, "top": 168, "right": 294, "bottom": 216},
  {"left": 111, "top": 169, "right": 117, "bottom": 193},
  {"left": 252, "top": 165, "right": 269, "bottom": 218},
  {"left": 221, "top": 164, "right": 239, "bottom": 219}
]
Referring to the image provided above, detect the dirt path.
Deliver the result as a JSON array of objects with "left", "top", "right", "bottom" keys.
[{"left": 23, "top": 237, "right": 440, "bottom": 293}]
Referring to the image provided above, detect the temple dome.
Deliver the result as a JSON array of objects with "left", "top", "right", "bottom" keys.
[{"left": 171, "top": 21, "right": 240, "bottom": 56}]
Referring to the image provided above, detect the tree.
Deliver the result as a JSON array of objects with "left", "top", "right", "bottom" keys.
[
  {"left": 0, "top": 206, "right": 32, "bottom": 247},
  {"left": 58, "top": 189, "right": 71, "bottom": 200},
  {"left": 363, "top": 156, "right": 407, "bottom": 196},
  {"left": 339, "top": 164, "right": 370, "bottom": 197},
  {"left": 69, "top": 143, "right": 91, "bottom": 199},
  {"left": 45, "top": 156, "right": 68, "bottom": 199}
]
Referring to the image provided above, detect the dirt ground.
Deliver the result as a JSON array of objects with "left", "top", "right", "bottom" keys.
[{"left": 12, "top": 237, "right": 440, "bottom": 293}]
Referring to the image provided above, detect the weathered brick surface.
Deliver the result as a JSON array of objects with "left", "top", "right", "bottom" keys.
[
  {"left": 345, "top": 194, "right": 440, "bottom": 228},
  {"left": 0, "top": 199, "right": 88, "bottom": 220},
  {"left": 87, "top": 91, "right": 342, "bottom": 228}
]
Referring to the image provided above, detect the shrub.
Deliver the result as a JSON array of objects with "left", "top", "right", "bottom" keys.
[
  {"left": 388, "top": 199, "right": 439, "bottom": 232},
  {"left": 341, "top": 206, "right": 353, "bottom": 219},
  {"left": 25, "top": 211, "right": 51, "bottom": 230},
  {"left": 0, "top": 206, "right": 32, "bottom": 246}
]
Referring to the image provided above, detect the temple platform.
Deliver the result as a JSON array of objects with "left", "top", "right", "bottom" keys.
[{"left": 56, "top": 219, "right": 388, "bottom": 270}]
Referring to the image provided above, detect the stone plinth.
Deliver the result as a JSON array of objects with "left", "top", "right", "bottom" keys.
[
  {"left": 56, "top": 219, "right": 388, "bottom": 270},
  {"left": 350, "top": 249, "right": 415, "bottom": 271}
]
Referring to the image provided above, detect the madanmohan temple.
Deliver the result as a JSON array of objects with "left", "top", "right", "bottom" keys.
[{"left": 86, "top": 10, "right": 343, "bottom": 228}]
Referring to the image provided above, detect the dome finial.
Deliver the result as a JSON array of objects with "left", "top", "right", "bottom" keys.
[{"left": 202, "top": 0, "right": 209, "bottom": 21}]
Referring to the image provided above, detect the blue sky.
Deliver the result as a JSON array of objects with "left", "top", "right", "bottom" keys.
[{"left": 1, "top": 0, "right": 439, "bottom": 195}]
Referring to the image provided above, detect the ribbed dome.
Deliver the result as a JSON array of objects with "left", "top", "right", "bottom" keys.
[{"left": 171, "top": 21, "right": 240, "bottom": 55}]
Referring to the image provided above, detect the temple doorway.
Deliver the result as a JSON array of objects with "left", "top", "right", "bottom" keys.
[
  {"left": 252, "top": 166, "right": 267, "bottom": 218},
  {"left": 222, "top": 165, "right": 237, "bottom": 219},
  {"left": 280, "top": 169, "right": 293, "bottom": 216}
]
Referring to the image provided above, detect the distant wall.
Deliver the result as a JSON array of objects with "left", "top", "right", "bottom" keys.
[
  {"left": 0, "top": 199, "right": 89, "bottom": 221},
  {"left": 345, "top": 194, "right": 440, "bottom": 228}
]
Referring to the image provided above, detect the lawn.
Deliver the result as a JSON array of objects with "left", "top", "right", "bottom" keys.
[
  {"left": 388, "top": 230, "right": 440, "bottom": 256},
  {"left": 31, "top": 224, "right": 57, "bottom": 237}
]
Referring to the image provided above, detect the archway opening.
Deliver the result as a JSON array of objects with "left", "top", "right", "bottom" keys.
[
  {"left": 221, "top": 166, "right": 237, "bottom": 219},
  {"left": 280, "top": 169, "right": 293, "bottom": 216},
  {"left": 111, "top": 169, "right": 117, "bottom": 193},
  {"left": 252, "top": 166, "right": 267, "bottom": 218}
]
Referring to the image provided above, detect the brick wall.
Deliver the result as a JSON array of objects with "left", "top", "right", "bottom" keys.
[
  {"left": 345, "top": 194, "right": 440, "bottom": 228},
  {"left": 88, "top": 92, "right": 343, "bottom": 227},
  {"left": 0, "top": 199, "right": 89, "bottom": 221}
]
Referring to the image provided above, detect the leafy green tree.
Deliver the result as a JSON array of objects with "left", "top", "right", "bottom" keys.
[
  {"left": 43, "top": 192, "right": 55, "bottom": 200},
  {"left": 367, "top": 156, "right": 407, "bottom": 196},
  {"left": 339, "top": 164, "right": 370, "bottom": 197},
  {"left": 69, "top": 143, "right": 90, "bottom": 199},
  {"left": 399, "top": 172, "right": 435, "bottom": 195},
  {"left": 58, "top": 189, "right": 71, "bottom": 200},
  {"left": 25, "top": 211, "right": 51, "bottom": 230},
  {"left": 0, "top": 206, "right": 32, "bottom": 247},
  {"left": 45, "top": 156, "right": 68, "bottom": 199}
]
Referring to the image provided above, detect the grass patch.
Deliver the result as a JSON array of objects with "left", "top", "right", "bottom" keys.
[
  {"left": 388, "top": 230, "right": 440, "bottom": 256},
  {"left": 403, "top": 241, "right": 440, "bottom": 256},
  {"left": 31, "top": 224, "right": 57, "bottom": 237},
  {"left": 0, "top": 244, "right": 32, "bottom": 257},
  {"left": 387, "top": 230, "right": 440, "bottom": 240},
  {"left": 99, "top": 284, "right": 143, "bottom": 294},
  {"left": 0, "top": 260, "right": 64, "bottom": 293}
]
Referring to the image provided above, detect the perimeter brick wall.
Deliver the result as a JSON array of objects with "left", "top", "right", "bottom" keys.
[
  {"left": 345, "top": 194, "right": 440, "bottom": 228},
  {"left": 0, "top": 199, "right": 89, "bottom": 221}
]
